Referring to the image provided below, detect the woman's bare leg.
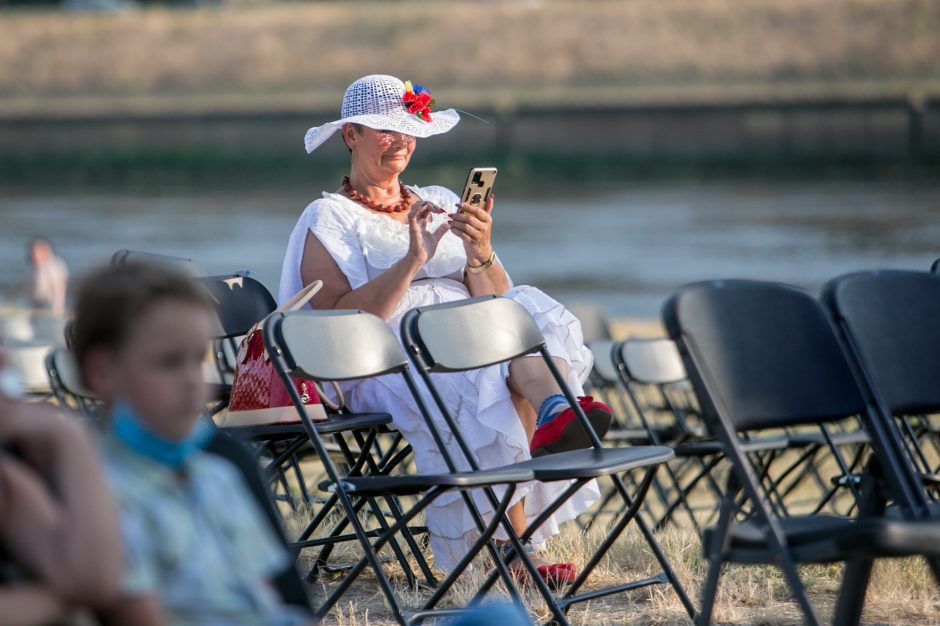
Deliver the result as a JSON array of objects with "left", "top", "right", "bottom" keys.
[
  {"left": 503, "top": 500, "right": 549, "bottom": 568},
  {"left": 510, "top": 389, "right": 537, "bottom": 443},
  {"left": 508, "top": 390, "right": 536, "bottom": 542},
  {"left": 507, "top": 355, "right": 569, "bottom": 423},
  {"left": 502, "top": 381, "right": 566, "bottom": 568}
]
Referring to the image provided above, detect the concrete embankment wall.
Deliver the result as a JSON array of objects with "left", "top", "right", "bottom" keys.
[{"left": 2, "top": 97, "right": 937, "bottom": 185}]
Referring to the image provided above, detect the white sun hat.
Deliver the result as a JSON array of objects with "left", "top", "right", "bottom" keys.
[{"left": 303, "top": 74, "right": 461, "bottom": 154}]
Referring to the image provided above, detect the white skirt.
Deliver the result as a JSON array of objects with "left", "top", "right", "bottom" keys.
[{"left": 340, "top": 282, "right": 599, "bottom": 573}]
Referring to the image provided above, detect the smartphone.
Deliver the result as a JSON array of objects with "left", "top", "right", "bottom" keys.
[{"left": 460, "top": 167, "right": 497, "bottom": 210}]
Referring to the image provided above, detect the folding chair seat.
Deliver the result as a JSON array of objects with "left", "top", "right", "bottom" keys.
[
  {"left": 400, "top": 296, "right": 695, "bottom": 623},
  {"left": 262, "top": 308, "right": 537, "bottom": 624},
  {"left": 704, "top": 513, "right": 940, "bottom": 570},
  {"left": 664, "top": 278, "right": 940, "bottom": 626}
]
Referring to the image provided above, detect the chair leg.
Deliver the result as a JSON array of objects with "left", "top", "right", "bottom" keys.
[
  {"left": 694, "top": 554, "right": 723, "bottom": 626},
  {"left": 695, "top": 476, "right": 741, "bottom": 626},
  {"left": 832, "top": 558, "right": 874, "bottom": 626},
  {"left": 613, "top": 474, "right": 697, "bottom": 619}
]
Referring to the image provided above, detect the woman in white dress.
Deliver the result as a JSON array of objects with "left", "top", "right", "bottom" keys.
[{"left": 279, "top": 75, "right": 612, "bottom": 582}]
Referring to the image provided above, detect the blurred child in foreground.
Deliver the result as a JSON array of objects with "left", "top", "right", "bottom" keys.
[
  {"left": 0, "top": 349, "right": 121, "bottom": 625},
  {"left": 72, "top": 261, "right": 313, "bottom": 626}
]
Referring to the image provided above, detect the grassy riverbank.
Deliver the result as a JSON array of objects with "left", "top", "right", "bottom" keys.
[
  {"left": 5, "top": 148, "right": 934, "bottom": 193},
  {"left": 1, "top": 0, "right": 938, "bottom": 117},
  {"left": 2, "top": 0, "right": 938, "bottom": 188}
]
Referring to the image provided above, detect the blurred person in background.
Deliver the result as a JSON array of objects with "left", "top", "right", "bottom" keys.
[
  {"left": 72, "top": 261, "right": 314, "bottom": 626},
  {"left": 21, "top": 237, "right": 69, "bottom": 316},
  {"left": 0, "top": 349, "right": 122, "bottom": 625}
]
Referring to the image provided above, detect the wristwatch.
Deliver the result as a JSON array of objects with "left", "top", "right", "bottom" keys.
[{"left": 466, "top": 251, "right": 496, "bottom": 274}]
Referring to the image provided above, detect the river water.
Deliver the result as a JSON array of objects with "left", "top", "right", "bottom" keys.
[{"left": 1, "top": 181, "right": 937, "bottom": 318}]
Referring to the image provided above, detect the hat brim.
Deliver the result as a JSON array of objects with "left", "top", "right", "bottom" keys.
[{"left": 304, "top": 108, "right": 460, "bottom": 154}]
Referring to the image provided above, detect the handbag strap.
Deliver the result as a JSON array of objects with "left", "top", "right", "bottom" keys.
[
  {"left": 276, "top": 280, "right": 323, "bottom": 314},
  {"left": 315, "top": 381, "right": 345, "bottom": 412},
  {"left": 271, "top": 280, "right": 347, "bottom": 411}
]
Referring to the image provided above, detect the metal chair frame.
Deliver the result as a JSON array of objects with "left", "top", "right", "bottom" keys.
[
  {"left": 664, "top": 278, "right": 940, "bottom": 626},
  {"left": 263, "top": 308, "right": 540, "bottom": 624},
  {"left": 400, "top": 296, "right": 695, "bottom": 623}
]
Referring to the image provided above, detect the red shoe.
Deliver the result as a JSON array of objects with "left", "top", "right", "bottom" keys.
[
  {"left": 498, "top": 543, "right": 578, "bottom": 590},
  {"left": 530, "top": 396, "right": 612, "bottom": 457},
  {"left": 537, "top": 562, "right": 578, "bottom": 589}
]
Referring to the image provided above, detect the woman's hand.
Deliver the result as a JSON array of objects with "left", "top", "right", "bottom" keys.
[
  {"left": 450, "top": 195, "right": 495, "bottom": 266},
  {"left": 407, "top": 200, "right": 449, "bottom": 266}
]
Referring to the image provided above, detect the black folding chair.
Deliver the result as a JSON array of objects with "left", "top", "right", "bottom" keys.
[
  {"left": 204, "top": 428, "right": 313, "bottom": 612},
  {"left": 613, "top": 338, "right": 841, "bottom": 533},
  {"left": 200, "top": 273, "right": 423, "bottom": 585},
  {"left": 663, "top": 279, "right": 940, "bottom": 626},
  {"left": 612, "top": 338, "right": 724, "bottom": 532},
  {"left": 262, "top": 308, "right": 537, "bottom": 624},
  {"left": 45, "top": 348, "right": 101, "bottom": 421},
  {"left": 110, "top": 249, "right": 200, "bottom": 275},
  {"left": 823, "top": 269, "right": 940, "bottom": 491},
  {"left": 401, "top": 296, "right": 695, "bottom": 623}
]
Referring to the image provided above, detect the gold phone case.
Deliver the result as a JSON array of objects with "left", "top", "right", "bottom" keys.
[{"left": 461, "top": 167, "right": 498, "bottom": 209}]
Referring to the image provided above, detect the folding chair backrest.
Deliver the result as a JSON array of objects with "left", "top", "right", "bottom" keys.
[
  {"left": 823, "top": 270, "right": 940, "bottom": 416},
  {"left": 662, "top": 280, "right": 866, "bottom": 432},
  {"left": 111, "top": 249, "right": 200, "bottom": 275},
  {"left": 273, "top": 310, "right": 409, "bottom": 381},
  {"left": 200, "top": 273, "right": 277, "bottom": 338},
  {"left": 409, "top": 296, "right": 545, "bottom": 372},
  {"left": 565, "top": 302, "right": 613, "bottom": 342},
  {"left": 619, "top": 337, "right": 687, "bottom": 385}
]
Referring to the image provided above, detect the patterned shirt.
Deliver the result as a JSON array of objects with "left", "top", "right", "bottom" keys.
[{"left": 101, "top": 435, "right": 309, "bottom": 626}]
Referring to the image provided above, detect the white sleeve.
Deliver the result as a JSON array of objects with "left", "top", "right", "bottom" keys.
[{"left": 302, "top": 200, "right": 370, "bottom": 291}]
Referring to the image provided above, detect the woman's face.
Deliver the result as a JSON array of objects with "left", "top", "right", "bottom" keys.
[{"left": 346, "top": 124, "right": 416, "bottom": 178}]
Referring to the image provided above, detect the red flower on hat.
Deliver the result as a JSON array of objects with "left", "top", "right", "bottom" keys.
[{"left": 403, "top": 81, "right": 435, "bottom": 122}]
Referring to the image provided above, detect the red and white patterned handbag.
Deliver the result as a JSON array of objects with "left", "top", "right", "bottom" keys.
[{"left": 223, "top": 280, "right": 343, "bottom": 426}]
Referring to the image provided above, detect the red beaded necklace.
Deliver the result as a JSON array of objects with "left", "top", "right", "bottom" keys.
[{"left": 342, "top": 176, "right": 412, "bottom": 213}]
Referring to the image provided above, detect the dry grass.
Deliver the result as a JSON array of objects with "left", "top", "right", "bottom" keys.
[
  {"left": 281, "top": 502, "right": 940, "bottom": 625},
  {"left": 1, "top": 0, "right": 939, "bottom": 116},
  {"left": 277, "top": 450, "right": 940, "bottom": 626}
]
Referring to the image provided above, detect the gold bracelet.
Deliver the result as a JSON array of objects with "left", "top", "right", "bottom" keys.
[{"left": 466, "top": 250, "right": 496, "bottom": 274}]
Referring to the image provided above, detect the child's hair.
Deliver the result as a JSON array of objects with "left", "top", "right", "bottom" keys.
[{"left": 71, "top": 261, "right": 215, "bottom": 377}]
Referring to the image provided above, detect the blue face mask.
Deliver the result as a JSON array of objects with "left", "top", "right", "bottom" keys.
[{"left": 111, "top": 401, "right": 215, "bottom": 468}]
